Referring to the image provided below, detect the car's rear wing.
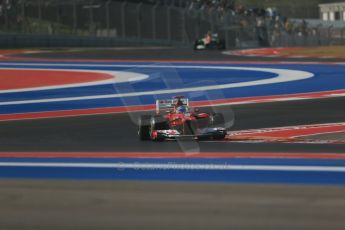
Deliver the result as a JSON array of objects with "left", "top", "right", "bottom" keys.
[{"left": 156, "top": 98, "right": 189, "bottom": 114}]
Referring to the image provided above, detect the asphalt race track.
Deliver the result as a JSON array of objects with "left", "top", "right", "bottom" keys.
[
  {"left": 1, "top": 97, "right": 345, "bottom": 152},
  {"left": 1, "top": 48, "right": 345, "bottom": 229},
  {"left": 15, "top": 46, "right": 345, "bottom": 62}
]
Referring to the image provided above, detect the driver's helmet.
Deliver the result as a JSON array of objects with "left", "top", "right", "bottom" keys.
[{"left": 176, "top": 105, "right": 187, "bottom": 113}]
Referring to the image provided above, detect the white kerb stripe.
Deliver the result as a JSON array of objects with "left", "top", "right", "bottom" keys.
[{"left": 0, "top": 162, "right": 345, "bottom": 172}]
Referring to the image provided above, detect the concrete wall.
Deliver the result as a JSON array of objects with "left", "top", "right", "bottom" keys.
[{"left": 0, "top": 33, "right": 183, "bottom": 48}]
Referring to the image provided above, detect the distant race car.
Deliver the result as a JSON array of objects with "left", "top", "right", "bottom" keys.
[
  {"left": 194, "top": 33, "right": 226, "bottom": 50},
  {"left": 138, "top": 96, "right": 227, "bottom": 141}
]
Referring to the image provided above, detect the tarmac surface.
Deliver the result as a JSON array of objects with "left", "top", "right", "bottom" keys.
[
  {"left": 1, "top": 47, "right": 345, "bottom": 229},
  {"left": 16, "top": 47, "right": 345, "bottom": 62},
  {"left": 1, "top": 97, "right": 345, "bottom": 152}
]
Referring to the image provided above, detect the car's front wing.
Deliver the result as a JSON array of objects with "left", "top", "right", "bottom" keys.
[{"left": 155, "top": 127, "right": 227, "bottom": 140}]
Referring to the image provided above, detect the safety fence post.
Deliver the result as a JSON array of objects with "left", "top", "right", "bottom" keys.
[
  {"left": 328, "top": 25, "right": 333, "bottom": 45},
  {"left": 38, "top": 0, "right": 42, "bottom": 21},
  {"left": 105, "top": 0, "right": 110, "bottom": 36},
  {"left": 73, "top": 0, "right": 77, "bottom": 33},
  {"left": 167, "top": 5, "right": 171, "bottom": 42},
  {"left": 89, "top": 6, "right": 94, "bottom": 34},
  {"left": 2, "top": 0, "right": 8, "bottom": 30},
  {"left": 195, "top": 10, "right": 200, "bottom": 39},
  {"left": 121, "top": 1, "right": 127, "bottom": 38},
  {"left": 21, "top": 1, "right": 25, "bottom": 33},
  {"left": 210, "top": 8, "right": 215, "bottom": 33},
  {"left": 136, "top": 2, "right": 143, "bottom": 39},
  {"left": 152, "top": 4, "right": 158, "bottom": 40},
  {"left": 56, "top": 1, "right": 60, "bottom": 25},
  {"left": 181, "top": 8, "right": 187, "bottom": 43},
  {"left": 317, "top": 26, "right": 322, "bottom": 46}
]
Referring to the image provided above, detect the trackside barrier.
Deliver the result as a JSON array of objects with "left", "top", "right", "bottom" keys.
[
  {"left": 0, "top": 0, "right": 344, "bottom": 48},
  {"left": 0, "top": 33, "right": 185, "bottom": 48}
]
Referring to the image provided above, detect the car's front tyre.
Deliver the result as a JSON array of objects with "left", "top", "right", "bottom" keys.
[
  {"left": 150, "top": 115, "right": 169, "bottom": 141},
  {"left": 138, "top": 115, "right": 151, "bottom": 141}
]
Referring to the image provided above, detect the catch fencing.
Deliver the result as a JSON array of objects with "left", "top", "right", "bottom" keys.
[
  {"left": 0, "top": 0, "right": 344, "bottom": 48},
  {"left": 0, "top": 0, "right": 217, "bottom": 47}
]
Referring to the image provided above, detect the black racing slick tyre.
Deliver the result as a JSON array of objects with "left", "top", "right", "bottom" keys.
[
  {"left": 151, "top": 115, "right": 169, "bottom": 130},
  {"left": 210, "top": 113, "right": 226, "bottom": 140},
  {"left": 194, "top": 39, "right": 204, "bottom": 50},
  {"left": 213, "top": 134, "right": 226, "bottom": 140},
  {"left": 150, "top": 115, "right": 169, "bottom": 141},
  {"left": 138, "top": 115, "right": 151, "bottom": 141},
  {"left": 196, "top": 117, "right": 210, "bottom": 129}
]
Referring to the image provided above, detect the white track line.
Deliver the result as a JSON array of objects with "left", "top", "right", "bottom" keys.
[{"left": 0, "top": 162, "right": 345, "bottom": 172}]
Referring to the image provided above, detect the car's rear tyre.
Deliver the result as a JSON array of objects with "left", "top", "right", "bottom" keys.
[
  {"left": 213, "top": 133, "right": 226, "bottom": 140},
  {"left": 196, "top": 117, "right": 210, "bottom": 129},
  {"left": 194, "top": 40, "right": 204, "bottom": 50},
  {"left": 138, "top": 115, "right": 151, "bottom": 141}
]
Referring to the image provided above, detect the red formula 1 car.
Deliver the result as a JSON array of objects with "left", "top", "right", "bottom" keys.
[{"left": 138, "top": 96, "right": 227, "bottom": 141}]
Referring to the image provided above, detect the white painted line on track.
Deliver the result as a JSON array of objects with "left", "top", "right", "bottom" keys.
[
  {"left": 270, "top": 97, "right": 309, "bottom": 102},
  {"left": 0, "top": 162, "right": 345, "bottom": 172},
  {"left": 330, "top": 93, "right": 345, "bottom": 97}
]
